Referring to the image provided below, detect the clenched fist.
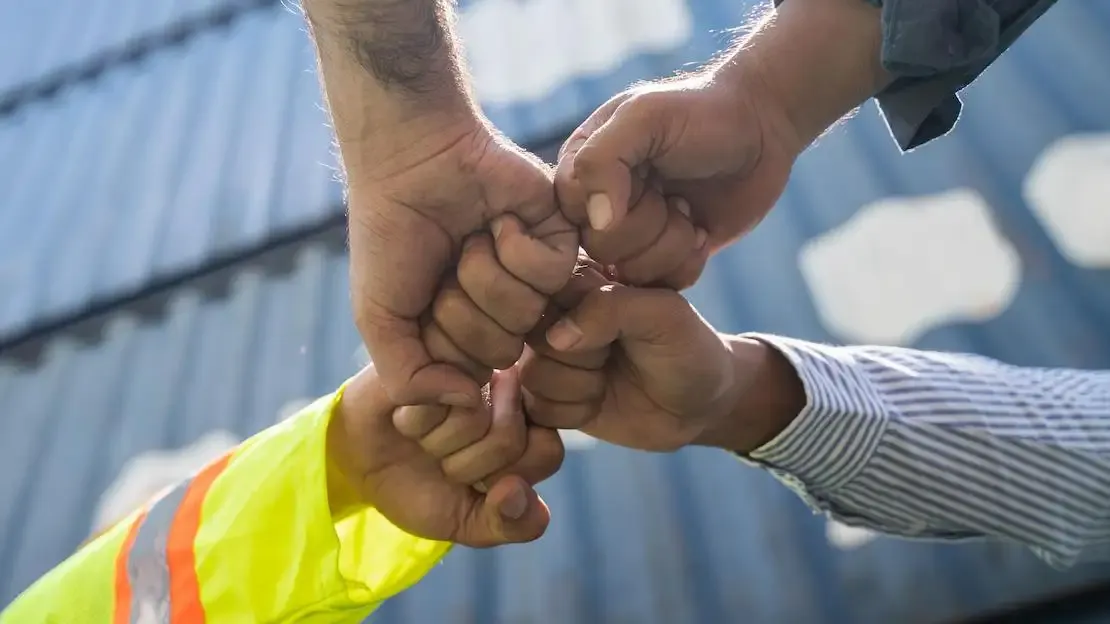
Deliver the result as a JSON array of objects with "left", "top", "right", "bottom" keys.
[
  {"left": 348, "top": 125, "right": 579, "bottom": 409},
  {"left": 555, "top": 62, "right": 800, "bottom": 289},
  {"left": 331, "top": 364, "right": 564, "bottom": 547},
  {"left": 520, "top": 257, "right": 802, "bottom": 454}
]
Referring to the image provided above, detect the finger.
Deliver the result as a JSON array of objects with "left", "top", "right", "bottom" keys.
[
  {"left": 461, "top": 474, "right": 550, "bottom": 547},
  {"left": 580, "top": 189, "right": 668, "bottom": 266},
  {"left": 392, "top": 404, "right": 450, "bottom": 440},
  {"left": 480, "top": 425, "right": 565, "bottom": 487},
  {"left": 491, "top": 213, "right": 578, "bottom": 296},
  {"left": 518, "top": 347, "right": 606, "bottom": 404},
  {"left": 659, "top": 242, "right": 710, "bottom": 291},
  {"left": 572, "top": 93, "right": 665, "bottom": 232},
  {"left": 423, "top": 320, "right": 491, "bottom": 384},
  {"left": 545, "top": 284, "right": 687, "bottom": 353},
  {"left": 350, "top": 206, "right": 480, "bottom": 408},
  {"left": 356, "top": 305, "right": 482, "bottom": 408},
  {"left": 555, "top": 92, "right": 633, "bottom": 227},
  {"left": 614, "top": 196, "right": 702, "bottom": 286},
  {"left": 522, "top": 389, "right": 600, "bottom": 430},
  {"left": 524, "top": 326, "right": 611, "bottom": 371},
  {"left": 433, "top": 277, "right": 525, "bottom": 371},
  {"left": 418, "top": 405, "right": 492, "bottom": 459},
  {"left": 441, "top": 367, "right": 528, "bottom": 485},
  {"left": 457, "top": 233, "right": 548, "bottom": 335}
]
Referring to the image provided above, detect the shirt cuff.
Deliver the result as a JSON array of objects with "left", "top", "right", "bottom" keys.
[
  {"left": 875, "top": 84, "right": 963, "bottom": 151},
  {"left": 735, "top": 335, "right": 890, "bottom": 501}
]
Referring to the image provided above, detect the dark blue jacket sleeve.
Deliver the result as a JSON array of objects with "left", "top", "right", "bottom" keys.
[{"left": 773, "top": 0, "right": 1060, "bottom": 150}]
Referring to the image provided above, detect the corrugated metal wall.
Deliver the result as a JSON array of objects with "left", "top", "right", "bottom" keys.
[{"left": 2, "top": 0, "right": 1110, "bottom": 621}]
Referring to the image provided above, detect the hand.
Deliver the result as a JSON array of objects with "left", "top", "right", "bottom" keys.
[
  {"left": 386, "top": 226, "right": 563, "bottom": 484},
  {"left": 555, "top": 66, "right": 799, "bottom": 289},
  {"left": 329, "top": 364, "right": 564, "bottom": 547},
  {"left": 519, "top": 259, "right": 802, "bottom": 453},
  {"left": 348, "top": 123, "right": 578, "bottom": 408}
]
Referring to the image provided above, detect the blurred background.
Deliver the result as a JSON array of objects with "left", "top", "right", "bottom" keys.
[{"left": 1, "top": 0, "right": 1110, "bottom": 622}]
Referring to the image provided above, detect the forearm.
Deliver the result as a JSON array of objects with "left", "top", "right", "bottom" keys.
[
  {"left": 711, "top": 0, "right": 888, "bottom": 155},
  {"left": 301, "top": 0, "right": 481, "bottom": 186},
  {"left": 722, "top": 336, "right": 1110, "bottom": 567}
]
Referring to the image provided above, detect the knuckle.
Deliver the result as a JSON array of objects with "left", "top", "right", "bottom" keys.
[
  {"left": 624, "top": 90, "right": 665, "bottom": 120},
  {"left": 426, "top": 332, "right": 491, "bottom": 385},
  {"left": 462, "top": 405, "right": 493, "bottom": 435},
  {"left": 522, "top": 391, "right": 558, "bottom": 428},
  {"left": 486, "top": 337, "right": 526, "bottom": 370},
  {"left": 663, "top": 258, "right": 705, "bottom": 290},
  {"left": 422, "top": 321, "right": 465, "bottom": 363},
  {"left": 432, "top": 285, "right": 472, "bottom": 326},
  {"left": 393, "top": 405, "right": 447, "bottom": 439},
  {"left": 457, "top": 234, "right": 494, "bottom": 278},
  {"left": 528, "top": 429, "right": 566, "bottom": 480},
  {"left": 426, "top": 407, "right": 490, "bottom": 452}
]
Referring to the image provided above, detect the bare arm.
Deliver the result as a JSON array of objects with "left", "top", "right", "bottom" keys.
[
  {"left": 712, "top": 0, "right": 890, "bottom": 156},
  {"left": 301, "top": 0, "right": 482, "bottom": 188}
]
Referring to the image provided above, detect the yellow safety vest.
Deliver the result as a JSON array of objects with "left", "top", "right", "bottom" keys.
[{"left": 1, "top": 384, "right": 453, "bottom": 623}]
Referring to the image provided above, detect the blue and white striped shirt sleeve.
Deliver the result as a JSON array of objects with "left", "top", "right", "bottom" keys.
[{"left": 739, "top": 334, "right": 1110, "bottom": 568}]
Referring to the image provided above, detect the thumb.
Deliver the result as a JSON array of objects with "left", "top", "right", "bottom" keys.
[
  {"left": 545, "top": 284, "right": 680, "bottom": 353},
  {"left": 465, "top": 474, "right": 551, "bottom": 547},
  {"left": 571, "top": 93, "right": 663, "bottom": 232}
]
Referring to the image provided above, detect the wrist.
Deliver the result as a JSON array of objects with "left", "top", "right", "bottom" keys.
[
  {"left": 304, "top": 0, "right": 484, "bottom": 181},
  {"left": 343, "top": 115, "right": 491, "bottom": 197},
  {"left": 326, "top": 376, "right": 374, "bottom": 520},
  {"left": 713, "top": 0, "right": 888, "bottom": 156},
  {"left": 694, "top": 336, "right": 805, "bottom": 453}
]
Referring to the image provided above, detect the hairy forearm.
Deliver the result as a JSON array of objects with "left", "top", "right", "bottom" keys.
[
  {"left": 713, "top": 0, "right": 890, "bottom": 155},
  {"left": 301, "top": 0, "right": 480, "bottom": 182}
]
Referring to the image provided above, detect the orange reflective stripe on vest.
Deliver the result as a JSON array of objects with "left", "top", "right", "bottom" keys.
[
  {"left": 114, "top": 509, "right": 148, "bottom": 624},
  {"left": 113, "top": 453, "right": 232, "bottom": 624}
]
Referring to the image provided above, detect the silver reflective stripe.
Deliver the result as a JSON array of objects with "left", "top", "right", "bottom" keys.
[{"left": 127, "top": 476, "right": 193, "bottom": 624}]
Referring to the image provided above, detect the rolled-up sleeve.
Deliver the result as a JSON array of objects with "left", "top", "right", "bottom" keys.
[
  {"left": 737, "top": 334, "right": 1110, "bottom": 568},
  {"left": 876, "top": 0, "right": 1059, "bottom": 150},
  {"left": 773, "top": 0, "right": 1059, "bottom": 150}
]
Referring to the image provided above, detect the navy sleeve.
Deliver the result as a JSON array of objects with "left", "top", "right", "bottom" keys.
[{"left": 772, "top": 0, "right": 1059, "bottom": 150}]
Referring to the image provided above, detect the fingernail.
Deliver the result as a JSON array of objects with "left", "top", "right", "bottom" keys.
[
  {"left": 694, "top": 228, "right": 708, "bottom": 250},
  {"left": 490, "top": 217, "right": 505, "bottom": 241},
  {"left": 673, "top": 197, "right": 691, "bottom": 219},
  {"left": 440, "top": 392, "right": 473, "bottom": 407},
  {"left": 586, "top": 194, "right": 613, "bottom": 231},
  {"left": 546, "top": 318, "right": 583, "bottom": 351},
  {"left": 499, "top": 483, "right": 528, "bottom": 520}
]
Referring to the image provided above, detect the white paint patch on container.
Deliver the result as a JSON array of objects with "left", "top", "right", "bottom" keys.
[
  {"left": 460, "top": 0, "right": 692, "bottom": 105},
  {"left": 559, "top": 428, "right": 601, "bottom": 450},
  {"left": 826, "top": 520, "right": 880, "bottom": 551},
  {"left": 1024, "top": 133, "right": 1110, "bottom": 269},
  {"left": 799, "top": 188, "right": 1022, "bottom": 345}
]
